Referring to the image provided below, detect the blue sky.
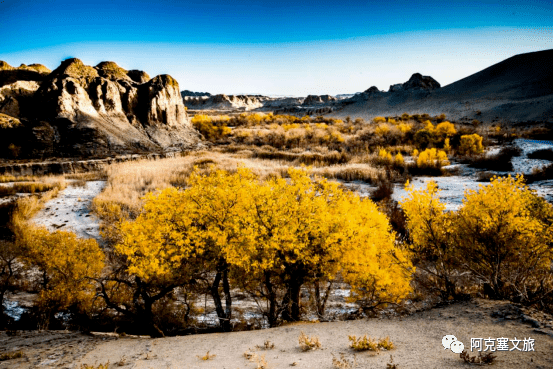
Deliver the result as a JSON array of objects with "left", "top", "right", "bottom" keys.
[{"left": 1, "top": 0, "right": 552, "bottom": 95}]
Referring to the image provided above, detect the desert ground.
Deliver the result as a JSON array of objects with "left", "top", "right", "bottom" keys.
[{"left": 0, "top": 299, "right": 552, "bottom": 369}]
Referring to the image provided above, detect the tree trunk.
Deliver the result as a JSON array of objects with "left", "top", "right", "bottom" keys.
[
  {"left": 282, "top": 279, "right": 302, "bottom": 322},
  {"left": 264, "top": 273, "right": 278, "bottom": 327},
  {"left": 222, "top": 269, "right": 232, "bottom": 332},
  {"left": 210, "top": 271, "right": 231, "bottom": 331},
  {"left": 314, "top": 280, "right": 333, "bottom": 318}
]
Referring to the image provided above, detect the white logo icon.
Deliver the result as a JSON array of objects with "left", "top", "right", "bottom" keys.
[
  {"left": 450, "top": 340, "right": 465, "bottom": 354},
  {"left": 442, "top": 335, "right": 457, "bottom": 350},
  {"left": 443, "top": 335, "right": 465, "bottom": 353}
]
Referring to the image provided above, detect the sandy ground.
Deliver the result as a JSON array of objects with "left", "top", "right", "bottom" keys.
[
  {"left": 31, "top": 181, "right": 106, "bottom": 242},
  {"left": 1, "top": 299, "right": 552, "bottom": 369}
]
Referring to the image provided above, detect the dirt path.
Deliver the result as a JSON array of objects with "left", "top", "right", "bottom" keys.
[
  {"left": 31, "top": 181, "right": 105, "bottom": 242},
  {"left": 2, "top": 299, "right": 551, "bottom": 369}
]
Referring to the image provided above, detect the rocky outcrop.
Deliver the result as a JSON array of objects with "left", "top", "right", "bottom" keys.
[
  {"left": 401, "top": 73, "right": 441, "bottom": 91},
  {"left": 0, "top": 58, "right": 200, "bottom": 158},
  {"left": 183, "top": 94, "right": 265, "bottom": 111},
  {"left": 0, "top": 80, "right": 40, "bottom": 118},
  {"left": 0, "top": 61, "right": 51, "bottom": 88},
  {"left": 183, "top": 93, "right": 306, "bottom": 111},
  {"left": 302, "top": 95, "right": 337, "bottom": 106},
  {"left": 181, "top": 90, "right": 211, "bottom": 97}
]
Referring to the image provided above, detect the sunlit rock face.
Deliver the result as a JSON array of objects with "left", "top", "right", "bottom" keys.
[{"left": 0, "top": 58, "right": 200, "bottom": 158}]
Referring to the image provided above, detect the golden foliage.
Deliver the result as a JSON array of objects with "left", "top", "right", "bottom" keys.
[
  {"left": 402, "top": 175, "right": 553, "bottom": 300},
  {"left": 19, "top": 227, "right": 104, "bottom": 312},
  {"left": 416, "top": 148, "right": 449, "bottom": 168},
  {"left": 435, "top": 121, "right": 456, "bottom": 137},
  {"left": 459, "top": 134, "right": 484, "bottom": 155},
  {"left": 348, "top": 335, "right": 395, "bottom": 352}
]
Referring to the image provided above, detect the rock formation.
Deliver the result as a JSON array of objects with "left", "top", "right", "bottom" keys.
[
  {"left": 302, "top": 95, "right": 337, "bottom": 106},
  {"left": 0, "top": 58, "right": 200, "bottom": 159},
  {"left": 181, "top": 90, "right": 211, "bottom": 97}
]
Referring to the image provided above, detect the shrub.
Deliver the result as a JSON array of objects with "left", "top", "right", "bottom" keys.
[
  {"left": 527, "top": 149, "right": 553, "bottom": 161},
  {"left": 373, "top": 116, "right": 386, "bottom": 124},
  {"left": 299, "top": 331, "right": 322, "bottom": 351},
  {"left": 197, "top": 351, "right": 216, "bottom": 361},
  {"left": 435, "top": 121, "right": 456, "bottom": 138},
  {"left": 414, "top": 129, "right": 433, "bottom": 150},
  {"left": 332, "top": 353, "right": 357, "bottom": 369},
  {"left": 18, "top": 227, "right": 105, "bottom": 328},
  {"left": 469, "top": 146, "right": 520, "bottom": 171},
  {"left": 401, "top": 181, "right": 461, "bottom": 299},
  {"left": 0, "top": 350, "right": 23, "bottom": 361},
  {"left": 455, "top": 175, "right": 553, "bottom": 300},
  {"left": 402, "top": 175, "right": 553, "bottom": 302},
  {"left": 349, "top": 335, "right": 394, "bottom": 351},
  {"left": 375, "top": 124, "right": 391, "bottom": 136},
  {"left": 458, "top": 134, "right": 484, "bottom": 155},
  {"left": 348, "top": 335, "right": 378, "bottom": 351},
  {"left": 416, "top": 148, "right": 449, "bottom": 168}
]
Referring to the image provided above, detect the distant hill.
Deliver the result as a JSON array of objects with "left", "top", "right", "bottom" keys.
[{"left": 334, "top": 49, "right": 553, "bottom": 123}]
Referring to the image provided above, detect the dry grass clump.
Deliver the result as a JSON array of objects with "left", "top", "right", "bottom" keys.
[
  {"left": 244, "top": 352, "right": 268, "bottom": 369},
  {"left": 0, "top": 350, "right": 24, "bottom": 361},
  {"left": 298, "top": 331, "right": 322, "bottom": 351},
  {"left": 80, "top": 361, "right": 110, "bottom": 369},
  {"left": 460, "top": 350, "right": 496, "bottom": 365},
  {"left": 332, "top": 353, "right": 357, "bottom": 369},
  {"left": 256, "top": 340, "right": 275, "bottom": 350},
  {"left": 348, "top": 335, "right": 395, "bottom": 352},
  {"left": 312, "top": 164, "right": 385, "bottom": 184},
  {"left": 197, "top": 351, "right": 216, "bottom": 361}
]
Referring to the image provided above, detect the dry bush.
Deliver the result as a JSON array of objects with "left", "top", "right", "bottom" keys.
[
  {"left": 312, "top": 164, "right": 384, "bottom": 184},
  {"left": 348, "top": 335, "right": 394, "bottom": 352},
  {"left": 460, "top": 350, "right": 496, "bottom": 365},
  {"left": 298, "top": 331, "right": 322, "bottom": 351},
  {"left": 468, "top": 146, "right": 521, "bottom": 172},
  {"left": 527, "top": 148, "right": 553, "bottom": 161},
  {"left": 80, "top": 361, "right": 110, "bottom": 369},
  {"left": 197, "top": 351, "right": 216, "bottom": 361},
  {"left": 0, "top": 350, "right": 23, "bottom": 361},
  {"left": 256, "top": 340, "right": 275, "bottom": 350},
  {"left": 386, "top": 355, "right": 399, "bottom": 369},
  {"left": 348, "top": 335, "right": 379, "bottom": 352},
  {"left": 246, "top": 353, "right": 268, "bottom": 369},
  {"left": 526, "top": 163, "right": 553, "bottom": 183},
  {"left": 332, "top": 353, "right": 357, "bottom": 369}
]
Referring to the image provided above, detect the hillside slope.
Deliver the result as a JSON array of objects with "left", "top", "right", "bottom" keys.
[{"left": 334, "top": 49, "right": 553, "bottom": 123}]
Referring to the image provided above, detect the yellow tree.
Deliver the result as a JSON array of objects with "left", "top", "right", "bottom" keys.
[
  {"left": 455, "top": 175, "right": 553, "bottom": 300},
  {"left": 400, "top": 181, "right": 460, "bottom": 299},
  {"left": 113, "top": 166, "right": 258, "bottom": 333},
  {"left": 225, "top": 168, "right": 413, "bottom": 322},
  {"left": 19, "top": 227, "right": 104, "bottom": 328}
]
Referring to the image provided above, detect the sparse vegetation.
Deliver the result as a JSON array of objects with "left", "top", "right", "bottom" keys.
[
  {"left": 298, "top": 331, "right": 322, "bottom": 351},
  {"left": 460, "top": 350, "right": 496, "bottom": 365},
  {"left": 332, "top": 353, "right": 357, "bottom": 369},
  {"left": 0, "top": 350, "right": 23, "bottom": 361},
  {"left": 348, "top": 335, "right": 394, "bottom": 352},
  {"left": 197, "top": 351, "right": 216, "bottom": 361}
]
